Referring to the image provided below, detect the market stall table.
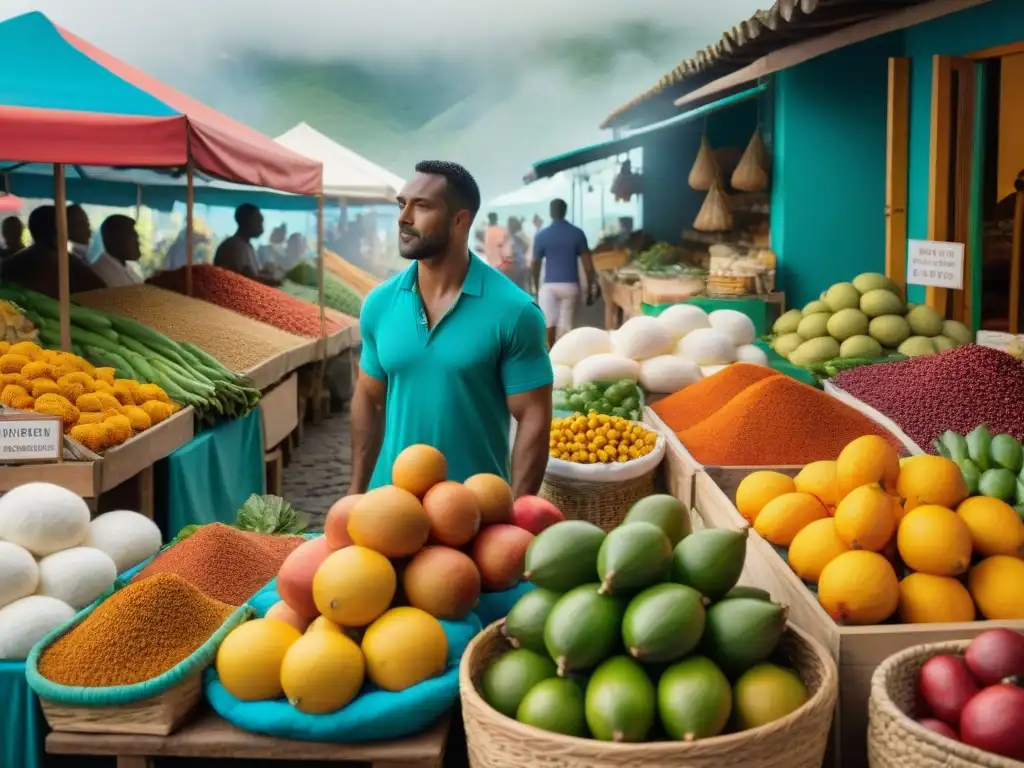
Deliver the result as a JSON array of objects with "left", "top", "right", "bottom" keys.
[{"left": 46, "top": 710, "right": 452, "bottom": 768}]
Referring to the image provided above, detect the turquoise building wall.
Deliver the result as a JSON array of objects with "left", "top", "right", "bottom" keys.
[
  {"left": 769, "top": 34, "right": 900, "bottom": 309},
  {"left": 642, "top": 99, "right": 759, "bottom": 243},
  {"left": 768, "top": 0, "right": 1024, "bottom": 307}
]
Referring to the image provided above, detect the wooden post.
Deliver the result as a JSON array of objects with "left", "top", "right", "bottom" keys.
[
  {"left": 885, "top": 58, "right": 910, "bottom": 291},
  {"left": 317, "top": 195, "right": 326, "bottom": 357},
  {"left": 53, "top": 164, "right": 71, "bottom": 351},
  {"left": 926, "top": 55, "right": 953, "bottom": 316},
  {"left": 1011, "top": 180, "right": 1024, "bottom": 334},
  {"left": 185, "top": 162, "right": 195, "bottom": 297}
]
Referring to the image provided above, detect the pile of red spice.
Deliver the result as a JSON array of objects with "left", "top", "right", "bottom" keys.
[
  {"left": 679, "top": 374, "right": 902, "bottom": 466},
  {"left": 131, "top": 523, "right": 304, "bottom": 605},
  {"left": 833, "top": 344, "right": 1024, "bottom": 451},
  {"left": 149, "top": 265, "right": 345, "bottom": 338}
]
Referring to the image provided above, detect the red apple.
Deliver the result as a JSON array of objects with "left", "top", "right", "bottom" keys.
[{"left": 512, "top": 495, "right": 564, "bottom": 535}]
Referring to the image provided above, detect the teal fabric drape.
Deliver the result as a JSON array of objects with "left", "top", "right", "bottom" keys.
[
  {"left": 0, "top": 661, "right": 43, "bottom": 768},
  {"left": 165, "top": 409, "right": 265, "bottom": 535}
]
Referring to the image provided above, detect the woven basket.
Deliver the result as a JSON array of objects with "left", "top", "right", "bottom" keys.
[
  {"left": 868, "top": 640, "right": 1020, "bottom": 768},
  {"left": 540, "top": 471, "right": 653, "bottom": 531},
  {"left": 460, "top": 621, "right": 837, "bottom": 768}
]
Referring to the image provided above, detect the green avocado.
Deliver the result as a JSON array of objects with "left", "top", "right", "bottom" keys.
[
  {"left": 584, "top": 656, "right": 656, "bottom": 742},
  {"left": 721, "top": 585, "right": 772, "bottom": 602},
  {"left": 503, "top": 588, "right": 561, "bottom": 654},
  {"left": 701, "top": 598, "right": 788, "bottom": 677},
  {"left": 481, "top": 649, "right": 557, "bottom": 718},
  {"left": 544, "top": 584, "right": 625, "bottom": 675},
  {"left": 597, "top": 522, "right": 673, "bottom": 595},
  {"left": 671, "top": 527, "right": 749, "bottom": 600},
  {"left": 523, "top": 520, "right": 606, "bottom": 592},
  {"left": 516, "top": 677, "right": 587, "bottom": 737},
  {"left": 622, "top": 583, "right": 706, "bottom": 663},
  {"left": 657, "top": 655, "right": 733, "bottom": 741},
  {"left": 623, "top": 494, "right": 692, "bottom": 546}
]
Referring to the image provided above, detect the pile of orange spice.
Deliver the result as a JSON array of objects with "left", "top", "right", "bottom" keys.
[
  {"left": 655, "top": 366, "right": 902, "bottom": 466},
  {"left": 651, "top": 363, "right": 778, "bottom": 433}
]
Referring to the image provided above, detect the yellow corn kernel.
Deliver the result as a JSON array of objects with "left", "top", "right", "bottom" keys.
[
  {"left": 34, "top": 393, "right": 80, "bottom": 429},
  {"left": 119, "top": 405, "right": 152, "bottom": 432},
  {"left": 103, "top": 414, "right": 133, "bottom": 445},
  {"left": 137, "top": 383, "right": 171, "bottom": 404},
  {"left": 139, "top": 400, "right": 173, "bottom": 424},
  {"left": 76, "top": 393, "right": 104, "bottom": 413},
  {"left": 0, "top": 353, "right": 30, "bottom": 374},
  {"left": 8, "top": 341, "right": 42, "bottom": 361},
  {"left": 30, "top": 378, "right": 61, "bottom": 398},
  {"left": 0, "top": 384, "right": 29, "bottom": 408},
  {"left": 69, "top": 422, "right": 110, "bottom": 453}
]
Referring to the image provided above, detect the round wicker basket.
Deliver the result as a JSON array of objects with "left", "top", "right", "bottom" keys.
[
  {"left": 539, "top": 472, "right": 654, "bottom": 532},
  {"left": 459, "top": 620, "right": 837, "bottom": 768},
  {"left": 868, "top": 640, "right": 1021, "bottom": 768}
]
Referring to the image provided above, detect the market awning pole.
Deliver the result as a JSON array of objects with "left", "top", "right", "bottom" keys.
[
  {"left": 135, "top": 184, "right": 142, "bottom": 221},
  {"left": 1010, "top": 185, "right": 1023, "bottom": 334},
  {"left": 53, "top": 163, "right": 71, "bottom": 351},
  {"left": 316, "top": 194, "right": 326, "bottom": 360},
  {"left": 185, "top": 161, "right": 194, "bottom": 297}
]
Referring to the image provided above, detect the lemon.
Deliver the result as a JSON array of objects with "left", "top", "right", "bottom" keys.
[
  {"left": 956, "top": 496, "right": 1024, "bottom": 557},
  {"left": 968, "top": 555, "right": 1024, "bottom": 619},
  {"left": 788, "top": 518, "right": 849, "bottom": 583},
  {"left": 818, "top": 551, "right": 899, "bottom": 625},
  {"left": 215, "top": 618, "right": 301, "bottom": 702},
  {"left": 897, "top": 505, "right": 972, "bottom": 577},
  {"left": 898, "top": 573, "right": 976, "bottom": 623}
]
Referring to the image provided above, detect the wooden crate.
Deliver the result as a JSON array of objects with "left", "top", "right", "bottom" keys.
[
  {"left": 644, "top": 407, "right": 700, "bottom": 506},
  {"left": 47, "top": 710, "right": 452, "bottom": 768},
  {"left": 703, "top": 464, "right": 802, "bottom": 504},
  {"left": 41, "top": 674, "right": 201, "bottom": 737},
  {"left": 692, "top": 469, "right": 1024, "bottom": 768}
]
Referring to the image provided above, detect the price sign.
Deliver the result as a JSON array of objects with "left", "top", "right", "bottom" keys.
[
  {"left": 0, "top": 414, "right": 63, "bottom": 463},
  {"left": 907, "top": 240, "right": 964, "bottom": 290}
]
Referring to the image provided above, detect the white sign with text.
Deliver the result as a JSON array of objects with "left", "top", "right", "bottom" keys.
[
  {"left": 907, "top": 240, "right": 965, "bottom": 290},
  {"left": 0, "top": 416, "right": 63, "bottom": 462}
]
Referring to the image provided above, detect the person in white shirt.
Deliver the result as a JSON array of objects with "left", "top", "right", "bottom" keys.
[{"left": 92, "top": 214, "right": 143, "bottom": 288}]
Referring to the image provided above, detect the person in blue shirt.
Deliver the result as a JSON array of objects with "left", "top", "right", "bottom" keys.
[
  {"left": 531, "top": 198, "right": 598, "bottom": 347},
  {"left": 349, "top": 160, "right": 553, "bottom": 497}
]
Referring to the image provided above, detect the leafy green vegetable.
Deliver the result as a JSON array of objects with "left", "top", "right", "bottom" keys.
[
  {"left": 235, "top": 494, "right": 308, "bottom": 535},
  {"left": 170, "top": 523, "right": 207, "bottom": 546}
]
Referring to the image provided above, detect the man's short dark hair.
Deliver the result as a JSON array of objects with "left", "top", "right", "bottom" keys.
[
  {"left": 550, "top": 198, "right": 568, "bottom": 218},
  {"left": 235, "top": 203, "right": 259, "bottom": 224},
  {"left": 28, "top": 205, "right": 56, "bottom": 246},
  {"left": 101, "top": 214, "right": 135, "bottom": 245},
  {"left": 414, "top": 160, "right": 481, "bottom": 218}
]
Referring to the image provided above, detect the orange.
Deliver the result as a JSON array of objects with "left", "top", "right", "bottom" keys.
[
  {"left": 818, "top": 551, "right": 899, "bottom": 625},
  {"left": 312, "top": 546, "right": 397, "bottom": 627},
  {"left": 788, "top": 518, "right": 849, "bottom": 583},
  {"left": 215, "top": 618, "right": 301, "bottom": 701},
  {"left": 391, "top": 444, "right": 447, "bottom": 497},
  {"left": 735, "top": 471, "right": 797, "bottom": 523},
  {"left": 833, "top": 485, "right": 895, "bottom": 552},
  {"left": 464, "top": 474, "right": 514, "bottom": 525},
  {"left": 898, "top": 573, "right": 976, "bottom": 623},
  {"left": 753, "top": 492, "right": 828, "bottom": 547},
  {"left": 280, "top": 631, "right": 365, "bottom": 714},
  {"left": 361, "top": 607, "right": 448, "bottom": 692},
  {"left": 793, "top": 461, "right": 839, "bottom": 507},
  {"left": 896, "top": 455, "right": 968, "bottom": 511},
  {"left": 956, "top": 496, "right": 1024, "bottom": 557},
  {"left": 347, "top": 486, "right": 431, "bottom": 558},
  {"left": 897, "top": 505, "right": 972, "bottom": 577},
  {"left": 836, "top": 435, "right": 900, "bottom": 499}
]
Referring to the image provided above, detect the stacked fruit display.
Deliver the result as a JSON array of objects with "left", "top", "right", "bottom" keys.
[
  {"left": 215, "top": 445, "right": 565, "bottom": 714},
  {"left": 913, "top": 629, "right": 1024, "bottom": 761},
  {"left": 770, "top": 272, "right": 972, "bottom": 369},
  {"left": 735, "top": 436, "right": 1024, "bottom": 624},
  {"left": 933, "top": 425, "right": 1024, "bottom": 517},
  {"left": 480, "top": 494, "right": 812, "bottom": 743}
]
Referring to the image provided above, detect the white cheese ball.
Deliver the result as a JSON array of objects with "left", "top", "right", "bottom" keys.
[
  {"left": 36, "top": 547, "right": 117, "bottom": 610},
  {"left": 0, "top": 482, "right": 90, "bottom": 556},
  {"left": 85, "top": 510, "right": 163, "bottom": 573},
  {"left": 0, "top": 541, "right": 40, "bottom": 609},
  {"left": 0, "top": 596, "right": 75, "bottom": 660}
]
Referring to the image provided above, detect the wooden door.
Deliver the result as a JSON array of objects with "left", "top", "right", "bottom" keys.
[{"left": 926, "top": 55, "right": 977, "bottom": 326}]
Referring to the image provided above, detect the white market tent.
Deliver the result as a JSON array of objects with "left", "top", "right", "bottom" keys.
[
  {"left": 487, "top": 173, "right": 569, "bottom": 208},
  {"left": 274, "top": 122, "right": 405, "bottom": 202}
]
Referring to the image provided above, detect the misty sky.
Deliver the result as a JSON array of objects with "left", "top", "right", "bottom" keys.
[{"left": 2, "top": 0, "right": 768, "bottom": 195}]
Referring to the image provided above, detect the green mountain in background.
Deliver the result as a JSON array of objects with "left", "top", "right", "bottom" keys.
[{"left": 183, "top": 20, "right": 679, "bottom": 191}]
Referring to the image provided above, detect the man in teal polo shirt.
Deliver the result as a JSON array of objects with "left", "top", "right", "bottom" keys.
[{"left": 349, "top": 160, "right": 553, "bottom": 497}]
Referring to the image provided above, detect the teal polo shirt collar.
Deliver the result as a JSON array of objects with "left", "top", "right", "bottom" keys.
[{"left": 397, "top": 252, "right": 485, "bottom": 297}]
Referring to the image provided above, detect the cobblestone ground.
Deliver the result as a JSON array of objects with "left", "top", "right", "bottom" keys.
[{"left": 282, "top": 406, "right": 352, "bottom": 531}]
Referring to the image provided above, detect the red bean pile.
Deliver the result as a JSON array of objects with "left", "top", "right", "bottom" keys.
[
  {"left": 150, "top": 266, "right": 345, "bottom": 338},
  {"left": 833, "top": 344, "right": 1024, "bottom": 451}
]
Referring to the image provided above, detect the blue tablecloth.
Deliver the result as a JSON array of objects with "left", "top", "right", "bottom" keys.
[
  {"left": 0, "top": 660, "right": 42, "bottom": 768},
  {"left": 164, "top": 408, "right": 265, "bottom": 536}
]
